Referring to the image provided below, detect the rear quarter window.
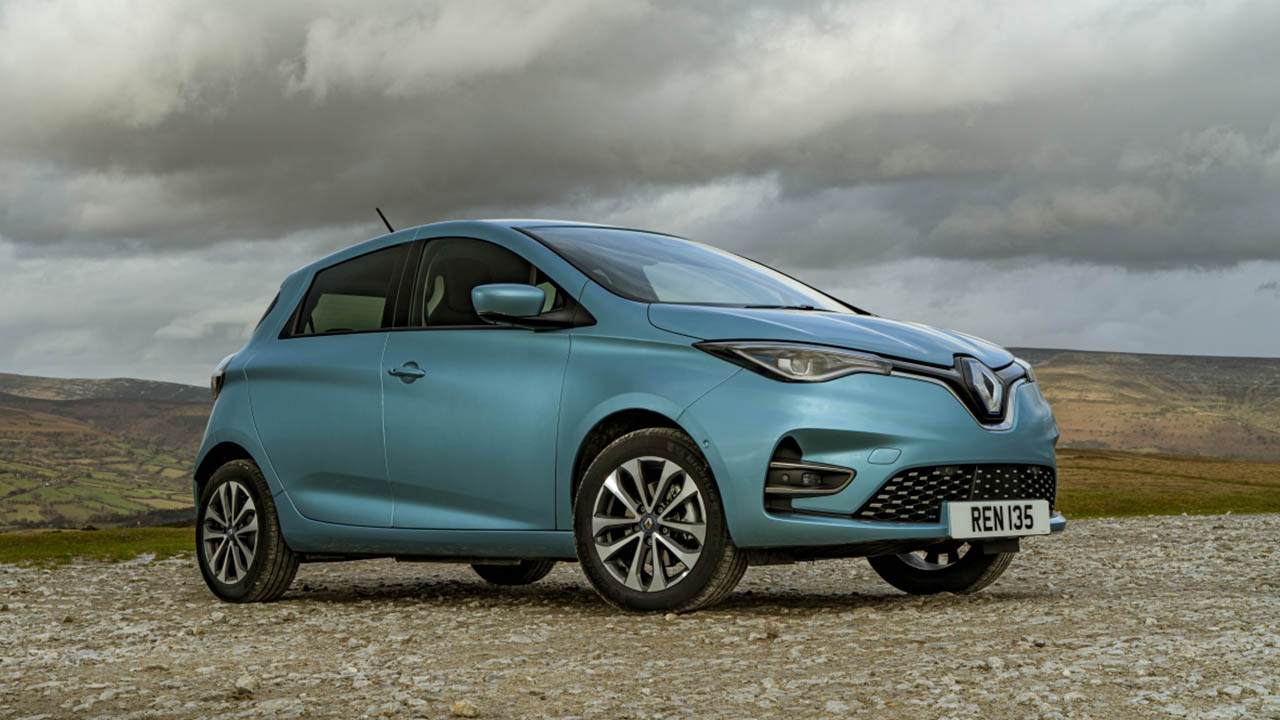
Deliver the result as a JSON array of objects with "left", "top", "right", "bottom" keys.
[{"left": 288, "top": 244, "right": 408, "bottom": 336}]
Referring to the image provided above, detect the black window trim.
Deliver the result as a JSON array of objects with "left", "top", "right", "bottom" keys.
[
  {"left": 279, "top": 242, "right": 413, "bottom": 340},
  {"left": 396, "top": 234, "right": 577, "bottom": 332},
  {"left": 390, "top": 239, "right": 425, "bottom": 329},
  {"left": 278, "top": 234, "right": 588, "bottom": 340}
]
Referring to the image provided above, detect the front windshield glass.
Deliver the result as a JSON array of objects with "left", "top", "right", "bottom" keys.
[{"left": 530, "top": 227, "right": 852, "bottom": 312}]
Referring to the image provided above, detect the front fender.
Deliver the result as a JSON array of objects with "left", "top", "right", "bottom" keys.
[{"left": 553, "top": 331, "right": 740, "bottom": 529}]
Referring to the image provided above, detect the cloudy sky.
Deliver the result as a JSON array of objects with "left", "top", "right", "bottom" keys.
[{"left": 2, "top": 0, "right": 1279, "bottom": 385}]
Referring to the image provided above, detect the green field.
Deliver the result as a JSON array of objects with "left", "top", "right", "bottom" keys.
[
  {"left": 0, "top": 373, "right": 208, "bottom": 530},
  {"left": 0, "top": 526, "right": 193, "bottom": 565},
  {"left": 0, "top": 431, "right": 194, "bottom": 530},
  {"left": 1055, "top": 448, "right": 1280, "bottom": 517}
]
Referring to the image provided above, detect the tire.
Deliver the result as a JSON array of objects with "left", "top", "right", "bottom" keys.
[
  {"left": 196, "top": 459, "right": 299, "bottom": 603},
  {"left": 574, "top": 428, "right": 746, "bottom": 612},
  {"left": 471, "top": 560, "right": 557, "bottom": 586},
  {"left": 867, "top": 541, "right": 1014, "bottom": 595}
]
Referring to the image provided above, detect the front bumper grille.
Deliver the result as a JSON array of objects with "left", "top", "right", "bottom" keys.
[{"left": 853, "top": 464, "right": 1056, "bottom": 523}]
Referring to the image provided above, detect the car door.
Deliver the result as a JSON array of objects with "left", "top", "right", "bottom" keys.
[
  {"left": 382, "top": 236, "right": 571, "bottom": 530},
  {"left": 246, "top": 242, "right": 412, "bottom": 527}
]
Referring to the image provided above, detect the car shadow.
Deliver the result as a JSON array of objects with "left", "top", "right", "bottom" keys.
[{"left": 279, "top": 575, "right": 601, "bottom": 606}]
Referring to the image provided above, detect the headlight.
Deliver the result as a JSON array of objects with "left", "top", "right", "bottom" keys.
[
  {"left": 695, "top": 341, "right": 892, "bottom": 382},
  {"left": 1013, "top": 356, "right": 1037, "bottom": 384}
]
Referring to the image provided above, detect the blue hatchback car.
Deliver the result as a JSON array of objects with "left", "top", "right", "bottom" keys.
[{"left": 195, "top": 219, "right": 1065, "bottom": 611}]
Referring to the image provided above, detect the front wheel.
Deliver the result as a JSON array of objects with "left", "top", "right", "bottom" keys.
[
  {"left": 867, "top": 541, "right": 1013, "bottom": 595},
  {"left": 197, "top": 460, "right": 298, "bottom": 602},
  {"left": 574, "top": 428, "right": 746, "bottom": 612}
]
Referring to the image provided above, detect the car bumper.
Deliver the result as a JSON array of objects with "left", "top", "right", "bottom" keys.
[{"left": 677, "top": 369, "right": 1065, "bottom": 548}]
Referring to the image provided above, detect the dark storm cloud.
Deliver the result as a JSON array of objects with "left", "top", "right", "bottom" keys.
[
  {"left": 3, "top": 0, "right": 1280, "bottom": 269},
  {"left": 3, "top": 0, "right": 1280, "bottom": 382}
]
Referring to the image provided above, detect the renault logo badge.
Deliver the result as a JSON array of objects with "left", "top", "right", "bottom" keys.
[{"left": 960, "top": 357, "right": 1004, "bottom": 415}]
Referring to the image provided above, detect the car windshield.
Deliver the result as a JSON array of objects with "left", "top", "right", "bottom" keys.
[{"left": 530, "top": 227, "right": 852, "bottom": 312}]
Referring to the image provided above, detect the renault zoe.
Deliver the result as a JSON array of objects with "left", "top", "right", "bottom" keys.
[{"left": 195, "top": 220, "right": 1064, "bottom": 611}]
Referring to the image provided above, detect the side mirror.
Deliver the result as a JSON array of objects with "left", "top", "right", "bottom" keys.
[{"left": 472, "top": 283, "right": 547, "bottom": 324}]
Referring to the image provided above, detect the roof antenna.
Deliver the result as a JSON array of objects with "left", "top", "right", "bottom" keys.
[{"left": 375, "top": 207, "right": 394, "bottom": 233}]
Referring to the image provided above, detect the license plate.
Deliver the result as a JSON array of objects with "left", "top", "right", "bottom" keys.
[{"left": 946, "top": 500, "right": 1051, "bottom": 539}]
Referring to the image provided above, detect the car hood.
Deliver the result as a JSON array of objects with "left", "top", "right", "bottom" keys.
[{"left": 648, "top": 305, "right": 1013, "bottom": 368}]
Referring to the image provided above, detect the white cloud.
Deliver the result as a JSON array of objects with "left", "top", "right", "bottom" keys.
[
  {"left": 283, "top": 1, "right": 649, "bottom": 99},
  {"left": 0, "top": 0, "right": 265, "bottom": 130}
]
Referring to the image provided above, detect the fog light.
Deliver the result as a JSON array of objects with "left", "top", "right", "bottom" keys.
[{"left": 765, "top": 461, "right": 855, "bottom": 497}]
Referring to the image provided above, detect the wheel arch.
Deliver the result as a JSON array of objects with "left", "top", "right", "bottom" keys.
[
  {"left": 570, "top": 408, "right": 685, "bottom": 504},
  {"left": 194, "top": 441, "right": 256, "bottom": 502},
  {"left": 566, "top": 404, "right": 737, "bottom": 549}
]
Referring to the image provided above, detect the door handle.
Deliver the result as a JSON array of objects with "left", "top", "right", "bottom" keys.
[{"left": 388, "top": 361, "right": 426, "bottom": 383}]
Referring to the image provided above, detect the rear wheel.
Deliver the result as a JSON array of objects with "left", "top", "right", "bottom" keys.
[
  {"left": 574, "top": 428, "right": 746, "bottom": 612},
  {"left": 471, "top": 560, "right": 556, "bottom": 585},
  {"left": 867, "top": 541, "right": 1013, "bottom": 595},
  {"left": 197, "top": 460, "right": 298, "bottom": 602}
]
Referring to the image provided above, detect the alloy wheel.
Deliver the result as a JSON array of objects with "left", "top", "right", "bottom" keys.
[
  {"left": 201, "top": 480, "right": 259, "bottom": 584},
  {"left": 590, "top": 456, "right": 707, "bottom": 592},
  {"left": 898, "top": 541, "right": 969, "bottom": 571}
]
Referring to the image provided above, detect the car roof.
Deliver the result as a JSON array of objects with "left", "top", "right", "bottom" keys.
[
  {"left": 370, "top": 218, "right": 679, "bottom": 252},
  {"left": 480, "top": 218, "right": 619, "bottom": 230},
  {"left": 420, "top": 218, "right": 679, "bottom": 234},
  {"left": 287, "top": 219, "right": 675, "bottom": 283}
]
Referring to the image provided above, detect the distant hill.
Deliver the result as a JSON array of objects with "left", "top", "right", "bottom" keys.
[
  {"left": 1011, "top": 348, "right": 1280, "bottom": 461},
  {"left": 0, "top": 373, "right": 209, "bottom": 530},
  {"left": 0, "top": 372, "right": 207, "bottom": 403},
  {"left": 1, "top": 347, "right": 1278, "bottom": 529}
]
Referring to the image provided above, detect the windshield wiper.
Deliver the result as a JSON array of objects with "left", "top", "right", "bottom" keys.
[{"left": 741, "top": 304, "right": 819, "bottom": 311}]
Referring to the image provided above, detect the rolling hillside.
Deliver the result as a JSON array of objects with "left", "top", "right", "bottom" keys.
[
  {"left": 1, "top": 348, "right": 1278, "bottom": 529},
  {"left": 1011, "top": 348, "right": 1280, "bottom": 461},
  {"left": 0, "top": 373, "right": 208, "bottom": 530}
]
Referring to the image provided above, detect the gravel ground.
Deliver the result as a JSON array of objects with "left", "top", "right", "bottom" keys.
[{"left": 1, "top": 514, "right": 1278, "bottom": 720}]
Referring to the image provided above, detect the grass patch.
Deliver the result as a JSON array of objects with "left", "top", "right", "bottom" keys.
[
  {"left": 130, "top": 497, "right": 190, "bottom": 510},
  {"left": 0, "top": 526, "right": 193, "bottom": 565},
  {"left": 0, "top": 476, "right": 35, "bottom": 496},
  {"left": 1055, "top": 448, "right": 1280, "bottom": 518},
  {"left": 1057, "top": 488, "right": 1280, "bottom": 517},
  {"left": 4, "top": 504, "right": 44, "bottom": 524},
  {"left": 0, "top": 459, "right": 57, "bottom": 477}
]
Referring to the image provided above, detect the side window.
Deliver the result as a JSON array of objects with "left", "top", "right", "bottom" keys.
[
  {"left": 292, "top": 244, "right": 408, "bottom": 336},
  {"left": 413, "top": 237, "right": 565, "bottom": 327}
]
